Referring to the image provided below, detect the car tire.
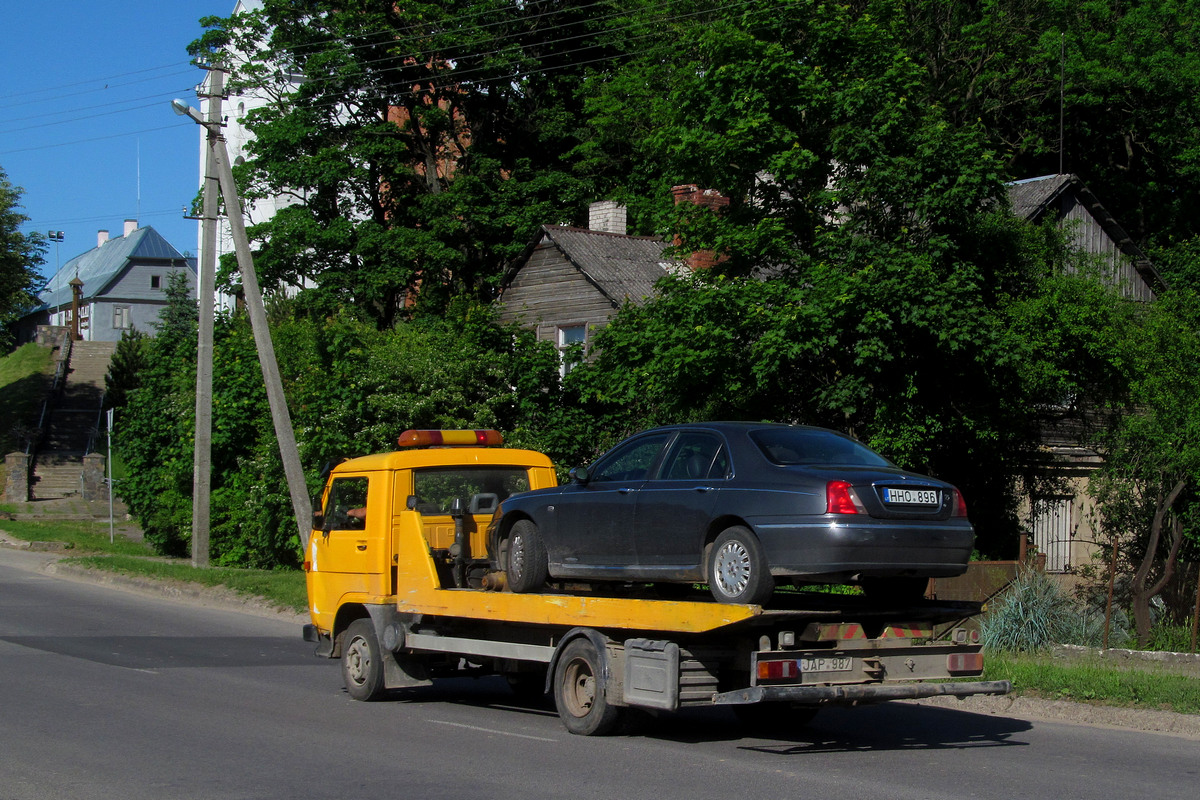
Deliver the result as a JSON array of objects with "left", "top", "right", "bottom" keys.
[
  {"left": 506, "top": 519, "right": 549, "bottom": 593},
  {"left": 707, "top": 526, "right": 774, "bottom": 605},
  {"left": 554, "top": 639, "right": 624, "bottom": 736},
  {"left": 341, "top": 618, "right": 386, "bottom": 701}
]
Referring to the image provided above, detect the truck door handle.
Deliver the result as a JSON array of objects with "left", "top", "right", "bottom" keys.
[{"left": 356, "top": 542, "right": 367, "bottom": 551}]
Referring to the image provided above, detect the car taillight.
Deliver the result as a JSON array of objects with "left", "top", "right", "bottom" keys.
[
  {"left": 951, "top": 488, "right": 969, "bottom": 518},
  {"left": 826, "top": 481, "right": 866, "bottom": 515}
]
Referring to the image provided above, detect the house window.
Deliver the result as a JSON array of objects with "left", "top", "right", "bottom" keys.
[
  {"left": 1031, "top": 497, "right": 1072, "bottom": 573},
  {"left": 557, "top": 324, "right": 587, "bottom": 376},
  {"left": 113, "top": 306, "right": 132, "bottom": 330},
  {"left": 151, "top": 275, "right": 161, "bottom": 289}
]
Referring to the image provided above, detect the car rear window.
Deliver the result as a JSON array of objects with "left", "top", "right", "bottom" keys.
[{"left": 749, "top": 428, "right": 892, "bottom": 467}]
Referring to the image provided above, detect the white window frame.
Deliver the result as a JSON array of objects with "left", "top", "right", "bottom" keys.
[
  {"left": 113, "top": 305, "right": 132, "bottom": 330},
  {"left": 557, "top": 324, "right": 587, "bottom": 376}
]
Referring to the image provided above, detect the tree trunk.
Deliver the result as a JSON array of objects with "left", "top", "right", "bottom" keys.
[{"left": 1131, "top": 478, "right": 1186, "bottom": 647}]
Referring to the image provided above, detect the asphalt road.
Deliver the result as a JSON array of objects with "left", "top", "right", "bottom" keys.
[{"left": 1, "top": 545, "right": 1198, "bottom": 800}]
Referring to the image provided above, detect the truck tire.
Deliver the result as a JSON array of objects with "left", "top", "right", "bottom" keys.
[
  {"left": 506, "top": 520, "right": 549, "bottom": 593},
  {"left": 341, "top": 618, "right": 386, "bottom": 701},
  {"left": 553, "top": 639, "right": 623, "bottom": 736},
  {"left": 707, "top": 526, "right": 773, "bottom": 605}
]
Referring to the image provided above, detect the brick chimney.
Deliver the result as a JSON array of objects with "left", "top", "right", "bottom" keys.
[
  {"left": 588, "top": 200, "right": 627, "bottom": 235},
  {"left": 97, "top": 230, "right": 109, "bottom": 247},
  {"left": 123, "top": 219, "right": 137, "bottom": 237},
  {"left": 671, "top": 184, "right": 730, "bottom": 270}
]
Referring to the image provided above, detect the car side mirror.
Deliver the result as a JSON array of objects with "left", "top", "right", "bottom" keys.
[{"left": 570, "top": 466, "right": 590, "bottom": 484}]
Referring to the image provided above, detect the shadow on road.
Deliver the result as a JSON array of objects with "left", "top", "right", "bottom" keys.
[{"left": 377, "top": 676, "right": 1033, "bottom": 750}]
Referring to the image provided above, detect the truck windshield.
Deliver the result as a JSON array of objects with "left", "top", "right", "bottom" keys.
[{"left": 412, "top": 467, "right": 531, "bottom": 515}]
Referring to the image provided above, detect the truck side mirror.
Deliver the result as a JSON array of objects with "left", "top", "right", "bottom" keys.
[
  {"left": 406, "top": 495, "right": 419, "bottom": 511},
  {"left": 311, "top": 510, "right": 324, "bottom": 530}
]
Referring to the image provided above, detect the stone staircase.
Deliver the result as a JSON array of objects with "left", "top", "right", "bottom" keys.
[{"left": 30, "top": 340, "right": 116, "bottom": 499}]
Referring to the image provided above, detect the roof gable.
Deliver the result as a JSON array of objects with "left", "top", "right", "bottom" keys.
[{"left": 1007, "top": 174, "right": 1164, "bottom": 295}]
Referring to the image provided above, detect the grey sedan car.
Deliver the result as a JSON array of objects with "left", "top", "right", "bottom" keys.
[{"left": 489, "top": 422, "right": 973, "bottom": 605}]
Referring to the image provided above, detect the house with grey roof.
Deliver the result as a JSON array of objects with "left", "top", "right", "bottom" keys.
[
  {"left": 17, "top": 221, "right": 196, "bottom": 343},
  {"left": 1008, "top": 174, "right": 1164, "bottom": 301},
  {"left": 497, "top": 202, "right": 673, "bottom": 372}
]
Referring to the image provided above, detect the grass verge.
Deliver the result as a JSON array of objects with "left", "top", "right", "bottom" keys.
[
  {"left": 983, "top": 652, "right": 1200, "bottom": 715},
  {"left": 0, "top": 517, "right": 306, "bottom": 613}
]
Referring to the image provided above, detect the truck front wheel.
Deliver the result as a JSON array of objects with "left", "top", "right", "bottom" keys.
[
  {"left": 506, "top": 520, "right": 549, "bottom": 593},
  {"left": 554, "top": 639, "right": 623, "bottom": 735},
  {"left": 341, "top": 619, "right": 386, "bottom": 701}
]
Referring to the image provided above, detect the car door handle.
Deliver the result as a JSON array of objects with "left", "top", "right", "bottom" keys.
[
  {"left": 694, "top": 486, "right": 716, "bottom": 493},
  {"left": 617, "top": 487, "right": 638, "bottom": 494}
]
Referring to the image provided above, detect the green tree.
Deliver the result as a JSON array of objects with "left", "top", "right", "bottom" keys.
[
  {"left": 114, "top": 273, "right": 199, "bottom": 556},
  {"left": 104, "top": 327, "right": 148, "bottom": 410},
  {"left": 0, "top": 167, "right": 44, "bottom": 347},
  {"left": 190, "top": 0, "right": 610, "bottom": 325},
  {"left": 1086, "top": 289, "right": 1200, "bottom": 646}
]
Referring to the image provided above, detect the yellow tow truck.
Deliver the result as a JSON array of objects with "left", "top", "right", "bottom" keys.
[{"left": 302, "top": 430, "right": 1009, "bottom": 735}]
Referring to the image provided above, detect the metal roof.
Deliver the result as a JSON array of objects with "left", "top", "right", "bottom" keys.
[{"left": 36, "top": 226, "right": 191, "bottom": 311}]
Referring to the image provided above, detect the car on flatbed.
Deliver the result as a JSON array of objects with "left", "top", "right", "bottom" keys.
[
  {"left": 303, "top": 429, "right": 1007, "bottom": 736},
  {"left": 489, "top": 421, "right": 974, "bottom": 605}
]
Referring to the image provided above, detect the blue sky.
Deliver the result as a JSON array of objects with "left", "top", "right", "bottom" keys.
[{"left": 0, "top": 2, "right": 230, "bottom": 280}]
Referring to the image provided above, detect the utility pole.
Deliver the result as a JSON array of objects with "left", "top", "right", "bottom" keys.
[
  {"left": 174, "top": 92, "right": 312, "bottom": 552},
  {"left": 191, "top": 68, "right": 223, "bottom": 568}
]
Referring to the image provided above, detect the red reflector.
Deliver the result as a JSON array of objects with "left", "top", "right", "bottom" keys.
[
  {"left": 947, "top": 652, "right": 984, "bottom": 674},
  {"left": 398, "top": 429, "right": 504, "bottom": 447},
  {"left": 826, "top": 481, "right": 862, "bottom": 514},
  {"left": 757, "top": 659, "right": 800, "bottom": 681}
]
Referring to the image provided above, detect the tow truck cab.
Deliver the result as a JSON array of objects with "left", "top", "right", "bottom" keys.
[{"left": 304, "top": 429, "right": 557, "bottom": 638}]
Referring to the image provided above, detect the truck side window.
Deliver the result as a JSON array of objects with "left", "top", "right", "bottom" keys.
[{"left": 324, "top": 476, "right": 369, "bottom": 529}]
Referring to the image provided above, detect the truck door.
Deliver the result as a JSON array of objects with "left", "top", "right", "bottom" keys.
[{"left": 307, "top": 472, "right": 387, "bottom": 620}]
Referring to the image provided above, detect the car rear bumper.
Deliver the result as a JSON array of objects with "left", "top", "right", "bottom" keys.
[{"left": 752, "top": 519, "right": 974, "bottom": 580}]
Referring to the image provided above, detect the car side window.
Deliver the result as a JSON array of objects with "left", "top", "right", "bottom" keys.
[
  {"left": 324, "top": 476, "right": 369, "bottom": 529},
  {"left": 660, "top": 433, "right": 728, "bottom": 481},
  {"left": 591, "top": 434, "right": 671, "bottom": 482}
]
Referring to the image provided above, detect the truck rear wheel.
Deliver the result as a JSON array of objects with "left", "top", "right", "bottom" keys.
[
  {"left": 341, "top": 619, "right": 386, "bottom": 701},
  {"left": 554, "top": 639, "right": 623, "bottom": 736},
  {"left": 506, "top": 520, "right": 549, "bottom": 593}
]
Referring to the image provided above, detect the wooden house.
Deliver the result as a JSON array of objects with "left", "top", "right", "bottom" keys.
[
  {"left": 1008, "top": 175, "right": 1165, "bottom": 574},
  {"left": 497, "top": 202, "right": 672, "bottom": 371}
]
